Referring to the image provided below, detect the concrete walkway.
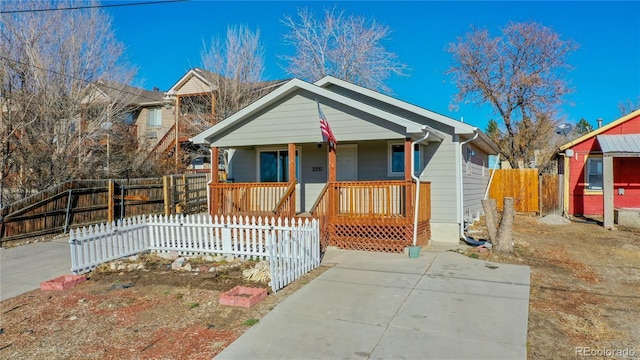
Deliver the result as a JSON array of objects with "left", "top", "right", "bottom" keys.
[
  {"left": 0, "top": 236, "right": 72, "bottom": 301},
  {"left": 216, "top": 244, "right": 530, "bottom": 360}
]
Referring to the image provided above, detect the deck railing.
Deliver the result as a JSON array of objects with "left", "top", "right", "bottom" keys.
[
  {"left": 210, "top": 182, "right": 290, "bottom": 216},
  {"left": 273, "top": 182, "right": 297, "bottom": 218},
  {"left": 310, "top": 180, "right": 431, "bottom": 252},
  {"left": 332, "top": 180, "right": 412, "bottom": 219}
]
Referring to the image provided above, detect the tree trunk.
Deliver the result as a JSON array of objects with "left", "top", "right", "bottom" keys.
[
  {"left": 481, "top": 198, "right": 499, "bottom": 243},
  {"left": 497, "top": 197, "right": 514, "bottom": 253}
]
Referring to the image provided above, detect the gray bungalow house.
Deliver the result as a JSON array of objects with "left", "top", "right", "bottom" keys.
[{"left": 191, "top": 76, "right": 499, "bottom": 251}]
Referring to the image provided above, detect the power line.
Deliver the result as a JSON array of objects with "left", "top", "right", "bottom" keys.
[
  {"left": 0, "top": 55, "right": 165, "bottom": 104},
  {"left": 0, "top": 0, "right": 188, "bottom": 14}
]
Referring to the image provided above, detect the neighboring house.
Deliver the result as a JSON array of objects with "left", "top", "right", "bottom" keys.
[
  {"left": 557, "top": 109, "right": 640, "bottom": 228},
  {"left": 82, "top": 80, "right": 170, "bottom": 149},
  {"left": 191, "top": 76, "right": 499, "bottom": 250},
  {"left": 161, "top": 68, "right": 288, "bottom": 169}
]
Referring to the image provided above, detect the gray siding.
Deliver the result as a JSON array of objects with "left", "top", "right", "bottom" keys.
[
  {"left": 228, "top": 148, "right": 256, "bottom": 182},
  {"left": 300, "top": 143, "right": 328, "bottom": 212},
  {"left": 420, "top": 132, "right": 459, "bottom": 224},
  {"left": 211, "top": 90, "right": 406, "bottom": 148},
  {"left": 462, "top": 143, "right": 491, "bottom": 222}
]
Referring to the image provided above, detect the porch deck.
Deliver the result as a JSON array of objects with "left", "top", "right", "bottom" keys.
[{"left": 209, "top": 180, "right": 430, "bottom": 253}]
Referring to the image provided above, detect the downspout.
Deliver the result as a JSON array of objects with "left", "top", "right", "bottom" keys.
[
  {"left": 411, "top": 130, "right": 430, "bottom": 246},
  {"left": 206, "top": 147, "right": 213, "bottom": 214},
  {"left": 459, "top": 131, "right": 479, "bottom": 240}
]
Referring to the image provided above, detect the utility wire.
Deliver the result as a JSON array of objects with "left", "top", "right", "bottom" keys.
[
  {"left": 0, "top": 55, "right": 166, "bottom": 104},
  {"left": 0, "top": 0, "right": 188, "bottom": 14}
]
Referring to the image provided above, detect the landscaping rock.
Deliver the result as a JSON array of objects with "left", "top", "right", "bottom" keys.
[
  {"left": 204, "top": 255, "right": 214, "bottom": 262},
  {"left": 225, "top": 256, "right": 235, "bottom": 262},
  {"left": 159, "top": 251, "right": 180, "bottom": 260},
  {"left": 117, "top": 264, "right": 126, "bottom": 271},
  {"left": 214, "top": 255, "right": 226, "bottom": 262},
  {"left": 199, "top": 265, "right": 209, "bottom": 273},
  {"left": 171, "top": 258, "right": 186, "bottom": 270},
  {"left": 183, "top": 263, "right": 192, "bottom": 272}
]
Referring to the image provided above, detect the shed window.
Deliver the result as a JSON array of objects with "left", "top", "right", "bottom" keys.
[{"left": 586, "top": 157, "right": 603, "bottom": 191}]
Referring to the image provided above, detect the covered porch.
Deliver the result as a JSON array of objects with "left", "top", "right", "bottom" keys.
[{"left": 208, "top": 139, "right": 431, "bottom": 253}]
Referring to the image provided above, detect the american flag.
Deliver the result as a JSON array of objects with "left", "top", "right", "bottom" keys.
[{"left": 317, "top": 102, "right": 337, "bottom": 149}]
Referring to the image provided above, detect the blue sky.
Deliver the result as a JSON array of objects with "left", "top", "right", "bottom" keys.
[{"left": 108, "top": 0, "right": 640, "bottom": 131}]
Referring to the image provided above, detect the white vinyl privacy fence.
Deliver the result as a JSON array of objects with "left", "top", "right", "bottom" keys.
[{"left": 69, "top": 215, "right": 320, "bottom": 292}]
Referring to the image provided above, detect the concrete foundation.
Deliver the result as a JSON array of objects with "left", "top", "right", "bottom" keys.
[{"left": 614, "top": 208, "right": 640, "bottom": 228}]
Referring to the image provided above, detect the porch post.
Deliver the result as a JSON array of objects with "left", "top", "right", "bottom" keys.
[
  {"left": 603, "top": 156, "right": 614, "bottom": 229},
  {"left": 288, "top": 143, "right": 296, "bottom": 182},
  {"left": 328, "top": 146, "right": 337, "bottom": 219},
  {"left": 288, "top": 143, "right": 296, "bottom": 217},
  {"left": 210, "top": 146, "right": 219, "bottom": 216},
  {"left": 328, "top": 146, "right": 336, "bottom": 182},
  {"left": 404, "top": 138, "right": 412, "bottom": 181}
]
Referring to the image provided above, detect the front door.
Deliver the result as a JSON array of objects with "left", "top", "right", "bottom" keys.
[{"left": 337, "top": 144, "right": 357, "bottom": 181}]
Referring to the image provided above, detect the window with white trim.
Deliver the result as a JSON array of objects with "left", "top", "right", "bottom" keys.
[
  {"left": 258, "top": 148, "right": 300, "bottom": 182},
  {"left": 585, "top": 156, "right": 603, "bottom": 191},
  {"left": 147, "top": 108, "right": 162, "bottom": 128},
  {"left": 389, "top": 142, "right": 420, "bottom": 176}
]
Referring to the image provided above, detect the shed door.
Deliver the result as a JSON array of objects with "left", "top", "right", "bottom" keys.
[{"left": 337, "top": 144, "right": 358, "bottom": 181}]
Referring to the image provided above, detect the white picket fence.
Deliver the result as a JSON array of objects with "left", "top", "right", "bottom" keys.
[{"left": 69, "top": 214, "right": 320, "bottom": 292}]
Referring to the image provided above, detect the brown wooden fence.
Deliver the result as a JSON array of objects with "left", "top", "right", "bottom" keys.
[
  {"left": 488, "top": 169, "right": 559, "bottom": 215},
  {"left": 0, "top": 174, "right": 210, "bottom": 245}
]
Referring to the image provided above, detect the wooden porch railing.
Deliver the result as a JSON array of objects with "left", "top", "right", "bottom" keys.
[
  {"left": 210, "top": 182, "right": 290, "bottom": 216},
  {"left": 273, "top": 182, "right": 297, "bottom": 218},
  {"left": 332, "top": 180, "right": 412, "bottom": 219},
  {"left": 310, "top": 180, "right": 431, "bottom": 252}
]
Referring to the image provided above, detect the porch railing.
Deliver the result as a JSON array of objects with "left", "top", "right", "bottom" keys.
[
  {"left": 310, "top": 180, "right": 431, "bottom": 252},
  {"left": 210, "top": 182, "right": 290, "bottom": 216},
  {"left": 332, "top": 180, "right": 412, "bottom": 219},
  {"left": 273, "top": 182, "right": 297, "bottom": 218}
]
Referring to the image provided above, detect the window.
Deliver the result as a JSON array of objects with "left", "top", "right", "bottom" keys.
[
  {"left": 586, "top": 157, "right": 603, "bottom": 191},
  {"left": 147, "top": 108, "right": 162, "bottom": 128},
  {"left": 389, "top": 142, "right": 420, "bottom": 176},
  {"left": 258, "top": 149, "right": 300, "bottom": 182}
]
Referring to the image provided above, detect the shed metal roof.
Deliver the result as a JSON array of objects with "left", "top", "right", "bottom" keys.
[{"left": 597, "top": 134, "right": 640, "bottom": 157}]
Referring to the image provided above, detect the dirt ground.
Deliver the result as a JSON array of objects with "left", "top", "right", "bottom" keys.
[
  {"left": 468, "top": 215, "right": 640, "bottom": 359},
  {"left": 0, "top": 255, "right": 328, "bottom": 359},
  {"left": 2, "top": 216, "right": 639, "bottom": 359}
]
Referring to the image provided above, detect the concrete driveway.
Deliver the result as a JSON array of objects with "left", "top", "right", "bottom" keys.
[
  {"left": 215, "top": 244, "right": 530, "bottom": 360},
  {"left": 1, "top": 236, "right": 72, "bottom": 301}
]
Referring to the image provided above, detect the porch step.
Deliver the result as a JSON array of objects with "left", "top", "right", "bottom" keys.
[{"left": 296, "top": 212, "right": 313, "bottom": 217}]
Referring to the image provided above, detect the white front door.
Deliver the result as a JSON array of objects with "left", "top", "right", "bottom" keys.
[{"left": 337, "top": 144, "right": 358, "bottom": 181}]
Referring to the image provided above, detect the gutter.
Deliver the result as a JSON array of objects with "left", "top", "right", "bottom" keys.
[
  {"left": 411, "top": 129, "right": 430, "bottom": 246},
  {"left": 459, "top": 131, "right": 479, "bottom": 240}
]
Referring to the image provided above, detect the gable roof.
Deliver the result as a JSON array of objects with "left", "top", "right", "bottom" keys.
[
  {"left": 559, "top": 108, "right": 640, "bottom": 151},
  {"left": 82, "top": 81, "right": 164, "bottom": 106},
  {"left": 314, "top": 76, "right": 477, "bottom": 135},
  {"left": 314, "top": 76, "right": 499, "bottom": 154},
  {"left": 165, "top": 68, "right": 217, "bottom": 96},
  {"left": 190, "top": 78, "right": 448, "bottom": 145}
]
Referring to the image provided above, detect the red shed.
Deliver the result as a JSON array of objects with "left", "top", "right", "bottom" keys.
[{"left": 557, "top": 109, "right": 640, "bottom": 228}]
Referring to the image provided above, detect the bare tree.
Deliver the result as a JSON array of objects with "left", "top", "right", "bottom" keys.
[
  {"left": 281, "top": 7, "right": 408, "bottom": 93},
  {"left": 0, "top": 0, "right": 137, "bottom": 204},
  {"left": 448, "top": 22, "right": 578, "bottom": 168},
  {"left": 201, "top": 25, "right": 268, "bottom": 122},
  {"left": 618, "top": 97, "right": 640, "bottom": 115}
]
